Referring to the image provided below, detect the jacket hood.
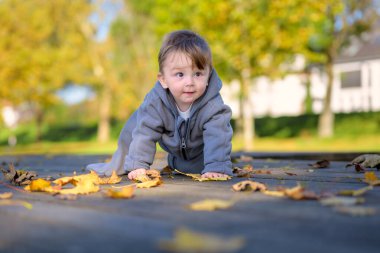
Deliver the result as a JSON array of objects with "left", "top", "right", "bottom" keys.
[{"left": 152, "top": 69, "right": 223, "bottom": 116}]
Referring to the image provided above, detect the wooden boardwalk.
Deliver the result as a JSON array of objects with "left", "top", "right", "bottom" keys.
[{"left": 0, "top": 154, "right": 379, "bottom": 253}]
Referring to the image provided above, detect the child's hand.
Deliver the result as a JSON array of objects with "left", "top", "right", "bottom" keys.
[
  {"left": 201, "top": 172, "right": 229, "bottom": 179},
  {"left": 127, "top": 168, "right": 147, "bottom": 181}
]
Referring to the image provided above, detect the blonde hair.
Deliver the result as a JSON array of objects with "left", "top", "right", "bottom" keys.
[{"left": 158, "top": 30, "right": 213, "bottom": 73}]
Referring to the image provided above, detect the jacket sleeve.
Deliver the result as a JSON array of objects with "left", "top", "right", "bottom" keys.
[
  {"left": 201, "top": 102, "right": 233, "bottom": 176},
  {"left": 124, "top": 99, "right": 164, "bottom": 171}
]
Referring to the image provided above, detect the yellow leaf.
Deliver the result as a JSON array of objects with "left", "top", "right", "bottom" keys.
[
  {"left": 136, "top": 178, "right": 162, "bottom": 188},
  {"left": 58, "top": 180, "right": 99, "bottom": 195},
  {"left": 105, "top": 186, "right": 134, "bottom": 199},
  {"left": 0, "top": 192, "right": 13, "bottom": 199},
  {"left": 262, "top": 190, "right": 286, "bottom": 197},
  {"left": 232, "top": 180, "right": 267, "bottom": 192},
  {"left": 338, "top": 186, "right": 373, "bottom": 197},
  {"left": 54, "top": 171, "right": 100, "bottom": 186},
  {"left": 158, "top": 227, "right": 244, "bottom": 253},
  {"left": 188, "top": 199, "right": 234, "bottom": 211},
  {"left": 0, "top": 199, "right": 33, "bottom": 209},
  {"left": 134, "top": 174, "right": 152, "bottom": 183},
  {"left": 363, "top": 172, "right": 380, "bottom": 186},
  {"left": 320, "top": 197, "right": 365, "bottom": 206},
  {"left": 98, "top": 171, "right": 122, "bottom": 185},
  {"left": 24, "top": 178, "right": 58, "bottom": 193}
]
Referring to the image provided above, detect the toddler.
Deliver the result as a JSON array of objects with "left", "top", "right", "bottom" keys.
[{"left": 87, "top": 30, "right": 233, "bottom": 180}]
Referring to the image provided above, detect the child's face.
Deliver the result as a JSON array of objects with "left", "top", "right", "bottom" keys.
[{"left": 158, "top": 52, "right": 210, "bottom": 111}]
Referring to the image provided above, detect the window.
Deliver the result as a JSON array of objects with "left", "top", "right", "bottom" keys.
[{"left": 340, "top": 70, "right": 361, "bottom": 88}]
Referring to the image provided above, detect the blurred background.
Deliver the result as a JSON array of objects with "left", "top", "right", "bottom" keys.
[{"left": 1, "top": 0, "right": 380, "bottom": 155}]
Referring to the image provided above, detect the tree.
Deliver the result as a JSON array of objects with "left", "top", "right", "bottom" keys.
[
  {"left": 0, "top": 0, "right": 92, "bottom": 140},
  {"left": 307, "top": 0, "right": 379, "bottom": 137},
  {"left": 126, "top": 0, "right": 317, "bottom": 150}
]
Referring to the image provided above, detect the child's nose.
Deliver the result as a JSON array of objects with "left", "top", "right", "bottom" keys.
[{"left": 185, "top": 75, "right": 194, "bottom": 86}]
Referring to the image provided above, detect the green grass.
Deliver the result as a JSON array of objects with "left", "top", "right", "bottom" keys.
[{"left": 1, "top": 134, "right": 379, "bottom": 155}]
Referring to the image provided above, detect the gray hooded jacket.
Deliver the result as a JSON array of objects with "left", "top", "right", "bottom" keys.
[{"left": 124, "top": 69, "right": 233, "bottom": 175}]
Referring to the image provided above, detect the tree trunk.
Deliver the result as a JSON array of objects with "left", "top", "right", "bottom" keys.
[
  {"left": 97, "top": 84, "right": 111, "bottom": 143},
  {"left": 318, "top": 59, "right": 334, "bottom": 137},
  {"left": 240, "top": 76, "right": 254, "bottom": 150}
]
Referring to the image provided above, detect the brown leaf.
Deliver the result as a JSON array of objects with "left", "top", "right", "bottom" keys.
[
  {"left": 1, "top": 163, "right": 37, "bottom": 185},
  {"left": 232, "top": 180, "right": 267, "bottom": 192},
  {"left": 308, "top": 159, "right": 330, "bottom": 169},
  {"left": 263, "top": 184, "right": 318, "bottom": 200},
  {"left": 158, "top": 227, "right": 245, "bottom": 253},
  {"left": 105, "top": 186, "right": 134, "bottom": 199},
  {"left": 284, "top": 172, "right": 297, "bottom": 176},
  {"left": 232, "top": 165, "right": 253, "bottom": 177},
  {"left": 136, "top": 178, "right": 162, "bottom": 188},
  {"left": 252, "top": 169, "right": 272, "bottom": 175},
  {"left": 174, "top": 169, "right": 231, "bottom": 182},
  {"left": 188, "top": 199, "right": 234, "bottom": 211}
]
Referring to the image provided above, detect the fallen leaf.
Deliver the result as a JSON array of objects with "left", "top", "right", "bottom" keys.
[
  {"left": 188, "top": 199, "right": 234, "bottom": 211},
  {"left": 284, "top": 184, "right": 319, "bottom": 200},
  {"left": 146, "top": 169, "right": 161, "bottom": 179},
  {"left": 136, "top": 178, "right": 162, "bottom": 188},
  {"left": 58, "top": 180, "right": 100, "bottom": 195},
  {"left": 346, "top": 154, "right": 380, "bottom": 170},
  {"left": 158, "top": 227, "right": 244, "bottom": 253},
  {"left": 98, "top": 171, "right": 122, "bottom": 184},
  {"left": 0, "top": 199, "right": 33, "bottom": 209},
  {"left": 284, "top": 172, "right": 297, "bottom": 176},
  {"left": 135, "top": 174, "right": 153, "bottom": 183},
  {"left": 232, "top": 165, "right": 254, "bottom": 177},
  {"left": 1, "top": 163, "right": 37, "bottom": 185},
  {"left": 263, "top": 184, "right": 318, "bottom": 200},
  {"left": 174, "top": 169, "right": 231, "bottom": 182},
  {"left": 308, "top": 159, "right": 330, "bottom": 169},
  {"left": 338, "top": 186, "right": 373, "bottom": 197},
  {"left": 320, "top": 197, "right": 365, "bottom": 206},
  {"left": 105, "top": 186, "right": 134, "bottom": 199},
  {"left": 262, "top": 190, "right": 286, "bottom": 197},
  {"left": 0, "top": 192, "right": 13, "bottom": 199},
  {"left": 363, "top": 172, "right": 380, "bottom": 186},
  {"left": 334, "top": 206, "right": 376, "bottom": 216},
  {"left": 252, "top": 169, "right": 272, "bottom": 175},
  {"left": 24, "top": 178, "right": 59, "bottom": 193},
  {"left": 232, "top": 180, "right": 267, "bottom": 192}
]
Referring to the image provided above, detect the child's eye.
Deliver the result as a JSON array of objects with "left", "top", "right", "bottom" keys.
[
  {"left": 176, "top": 72, "right": 184, "bottom": 77},
  {"left": 194, "top": 72, "right": 203, "bottom": 77}
]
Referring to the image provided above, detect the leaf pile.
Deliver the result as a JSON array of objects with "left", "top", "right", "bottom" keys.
[
  {"left": 1, "top": 163, "right": 37, "bottom": 186},
  {"left": 25, "top": 170, "right": 122, "bottom": 195}
]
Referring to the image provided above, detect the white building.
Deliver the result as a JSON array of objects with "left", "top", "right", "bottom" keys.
[{"left": 221, "top": 36, "right": 380, "bottom": 118}]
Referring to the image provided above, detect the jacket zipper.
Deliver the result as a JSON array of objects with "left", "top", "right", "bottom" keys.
[{"left": 179, "top": 119, "right": 189, "bottom": 160}]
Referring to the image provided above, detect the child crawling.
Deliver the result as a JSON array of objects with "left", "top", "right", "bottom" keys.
[{"left": 87, "top": 30, "right": 233, "bottom": 180}]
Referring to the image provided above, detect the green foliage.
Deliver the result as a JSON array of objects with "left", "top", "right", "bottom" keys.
[{"left": 255, "top": 112, "right": 380, "bottom": 138}]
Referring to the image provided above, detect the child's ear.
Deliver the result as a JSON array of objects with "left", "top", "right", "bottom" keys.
[{"left": 158, "top": 73, "right": 168, "bottom": 89}]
